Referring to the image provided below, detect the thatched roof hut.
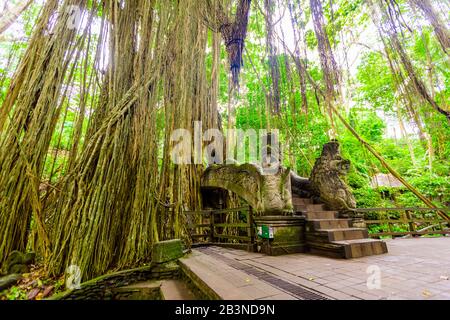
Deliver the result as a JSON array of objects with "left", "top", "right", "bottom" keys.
[{"left": 370, "top": 173, "right": 404, "bottom": 188}]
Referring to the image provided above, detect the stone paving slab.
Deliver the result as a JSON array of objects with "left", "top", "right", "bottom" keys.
[
  {"left": 179, "top": 251, "right": 297, "bottom": 300},
  {"left": 183, "top": 237, "right": 450, "bottom": 300}
]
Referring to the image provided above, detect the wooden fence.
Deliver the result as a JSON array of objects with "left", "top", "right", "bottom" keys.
[
  {"left": 352, "top": 207, "right": 450, "bottom": 238},
  {"left": 184, "top": 206, "right": 257, "bottom": 251}
]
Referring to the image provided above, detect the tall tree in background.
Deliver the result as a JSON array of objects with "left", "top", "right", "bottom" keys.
[
  {"left": 0, "top": 0, "right": 33, "bottom": 35},
  {"left": 408, "top": 0, "right": 450, "bottom": 54},
  {"left": 48, "top": 0, "right": 218, "bottom": 280},
  {"left": 264, "top": 0, "right": 281, "bottom": 114},
  {"left": 370, "top": 0, "right": 450, "bottom": 123},
  {"left": 309, "top": 0, "right": 341, "bottom": 132}
]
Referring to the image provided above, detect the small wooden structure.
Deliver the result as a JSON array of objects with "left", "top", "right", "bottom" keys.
[
  {"left": 185, "top": 206, "right": 257, "bottom": 252},
  {"left": 370, "top": 173, "right": 404, "bottom": 188}
]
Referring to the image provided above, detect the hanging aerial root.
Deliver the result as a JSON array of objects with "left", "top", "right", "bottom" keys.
[{"left": 201, "top": 0, "right": 252, "bottom": 89}]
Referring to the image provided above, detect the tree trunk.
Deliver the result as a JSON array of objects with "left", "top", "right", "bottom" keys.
[
  {"left": 396, "top": 103, "right": 417, "bottom": 167},
  {"left": 0, "top": 0, "right": 33, "bottom": 35},
  {"left": 264, "top": 0, "right": 281, "bottom": 114},
  {"left": 409, "top": 0, "right": 450, "bottom": 54}
]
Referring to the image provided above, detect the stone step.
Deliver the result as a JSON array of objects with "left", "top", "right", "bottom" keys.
[
  {"left": 333, "top": 239, "right": 388, "bottom": 258},
  {"left": 294, "top": 204, "right": 326, "bottom": 212},
  {"left": 307, "top": 238, "right": 388, "bottom": 259},
  {"left": 112, "top": 280, "right": 162, "bottom": 300},
  {"left": 307, "top": 204, "right": 325, "bottom": 211},
  {"left": 318, "top": 228, "right": 368, "bottom": 241},
  {"left": 306, "top": 241, "right": 347, "bottom": 259},
  {"left": 293, "top": 204, "right": 307, "bottom": 212},
  {"left": 308, "top": 219, "right": 351, "bottom": 229},
  {"left": 179, "top": 249, "right": 296, "bottom": 300},
  {"left": 304, "top": 211, "right": 338, "bottom": 219},
  {"left": 160, "top": 279, "right": 197, "bottom": 300},
  {"left": 292, "top": 197, "right": 313, "bottom": 205}
]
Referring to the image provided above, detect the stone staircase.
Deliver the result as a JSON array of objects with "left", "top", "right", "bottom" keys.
[{"left": 292, "top": 195, "right": 388, "bottom": 258}]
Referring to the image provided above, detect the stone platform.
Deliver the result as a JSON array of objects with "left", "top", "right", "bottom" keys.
[{"left": 180, "top": 237, "right": 450, "bottom": 300}]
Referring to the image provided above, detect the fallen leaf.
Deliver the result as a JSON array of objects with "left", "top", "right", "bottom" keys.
[
  {"left": 308, "top": 277, "right": 315, "bottom": 281},
  {"left": 35, "top": 292, "right": 44, "bottom": 300},
  {"left": 42, "top": 285, "right": 54, "bottom": 298},
  {"left": 27, "top": 288, "right": 40, "bottom": 300},
  {"left": 422, "top": 290, "right": 432, "bottom": 297},
  {"left": 29, "top": 280, "right": 38, "bottom": 288}
]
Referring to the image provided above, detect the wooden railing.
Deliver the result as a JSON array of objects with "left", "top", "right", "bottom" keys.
[
  {"left": 351, "top": 207, "right": 450, "bottom": 238},
  {"left": 184, "top": 206, "right": 256, "bottom": 251}
]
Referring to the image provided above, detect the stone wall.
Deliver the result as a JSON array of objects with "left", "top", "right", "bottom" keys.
[
  {"left": 49, "top": 262, "right": 180, "bottom": 300},
  {"left": 254, "top": 216, "right": 306, "bottom": 256}
]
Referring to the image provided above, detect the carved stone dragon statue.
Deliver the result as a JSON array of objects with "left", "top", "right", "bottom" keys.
[{"left": 309, "top": 140, "right": 357, "bottom": 212}]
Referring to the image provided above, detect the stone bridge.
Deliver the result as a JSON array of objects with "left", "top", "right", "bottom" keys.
[{"left": 200, "top": 163, "right": 293, "bottom": 214}]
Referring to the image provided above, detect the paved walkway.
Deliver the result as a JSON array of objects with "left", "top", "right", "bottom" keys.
[{"left": 180, "top": 237, "right": 450, "bottom": 300}]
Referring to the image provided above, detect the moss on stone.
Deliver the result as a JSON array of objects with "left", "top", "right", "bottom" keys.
[
  {"left": 152, "top": 239, "right": 184, "bottom": 264},
  {"left": 202, "top": 164, "right": 293, "bottom": 215},
  {"left": 273, "top": 226, "right": 302, "bottom": 243}
]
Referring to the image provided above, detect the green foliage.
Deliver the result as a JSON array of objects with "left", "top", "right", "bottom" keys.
[
  {"left": 352, "top": 187, "right": 384, "bottom": 208},
  {"left": 305, "top": 29, "right": 318, "bottom": 49},
  {"left": 398, "top": 173, "right": 450, "bottom": 206},
  {"left": 4, "top": 286, "right": 27, "bottom": 300},
  {"left": 356, "top": 52, "right": 396, "bottom": 112},
  {"left": 348, "top": 109, "right": 386, "bottom": 142}
]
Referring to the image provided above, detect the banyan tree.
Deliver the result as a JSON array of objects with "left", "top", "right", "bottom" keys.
[{"left": 0, "top": 0, "right": 253, "bottom": 281}]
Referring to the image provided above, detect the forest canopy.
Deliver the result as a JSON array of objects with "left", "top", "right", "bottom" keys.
[{"left": 0, "top": 0, "right": 449, "bottom": 282}]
